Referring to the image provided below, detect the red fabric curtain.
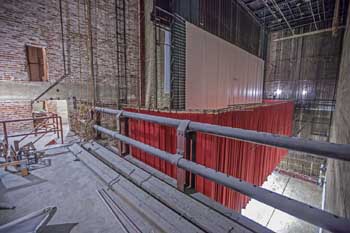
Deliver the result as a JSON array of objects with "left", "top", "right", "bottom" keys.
[{"left": 126, "top": 101, "right": 294, "bottom": 211}]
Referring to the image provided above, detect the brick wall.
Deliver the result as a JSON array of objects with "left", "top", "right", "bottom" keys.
[
  {"left": 0, "top": 0, "right": 140, "bottom": 134},
  {"left": 0, "top": 101, "right": 33, "bottom": 134},
  {"left": 265, "top": 29, "right": 343, "bottom": 177}
]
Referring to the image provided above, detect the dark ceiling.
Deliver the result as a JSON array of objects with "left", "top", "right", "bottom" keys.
[{"left": 239, "top": 0, "right": 349, "bottom": 32}]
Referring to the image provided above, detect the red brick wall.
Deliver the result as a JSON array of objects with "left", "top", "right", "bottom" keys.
[
  {"left": 0, "top": 0, "right": 141, "bottom": 134},
  {"left": 0, "top": 0, "right": 140, "bottom": 94},
  {"left": 0, "top": 101, "right": 33, "bottom": 134}
]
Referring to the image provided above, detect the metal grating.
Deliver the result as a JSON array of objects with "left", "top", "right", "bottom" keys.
[
  {"left": 115, "top": 0, "right": 128, "bottom": 106},
  {"left": 171, "top": 16, "right": 186, "bottom": 110},
  {"left": 239, "top": 0, "right": 349, "bottom": 33}
]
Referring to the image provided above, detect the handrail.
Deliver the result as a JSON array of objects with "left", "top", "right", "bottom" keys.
[
  {"left": 1, "top": 115, "right": 64, "bottom": 159},
  {"left": 0, "top": 116, "right": 58, "bottom": 124},
  {"left": 95, "top": 107, "right": 350, "bottom": 161},
  {"left": 93, "top": 107, "right": 350, "bottom": 232},
  {"left": 93, "top": 124, "right": 350, "bottom": 233},
  {"left": 18, "top": 118, "right": 51, "bottom": 144}
]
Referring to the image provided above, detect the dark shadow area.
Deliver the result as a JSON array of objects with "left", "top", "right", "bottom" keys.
[{"left": 40, "top": 223, "right": 78, "bottom": 233}]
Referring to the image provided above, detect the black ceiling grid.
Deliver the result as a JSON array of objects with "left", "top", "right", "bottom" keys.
[{"left": 240, "top": 0, "right": 349, "bottom": 33}]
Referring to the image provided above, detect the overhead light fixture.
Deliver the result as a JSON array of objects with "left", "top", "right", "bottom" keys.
[
  {"left": 302, "top": 89, "right": 307, "bottom": 95},
  {"left": 275, "top": 89, "right": 282, "bottom": 96}
]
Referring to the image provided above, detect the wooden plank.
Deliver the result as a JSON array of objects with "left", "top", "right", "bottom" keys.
[
  {"left": 29, "top": 64, "right": 41, "bottom": 81},
  {"left": 41, "top": 48, "right": 48, "bottom": 81},
  {"left": 27, "top": 46, "right": 38, "bottom": 63},
  {"left": 69, "top": 143, "right": 203, "bottom": 233},
  {"left": 83, "top": 142, "right": 260, "bottom": 233},
  {"left": 125, "top": 151, "right": 273, "bottom": 233}
]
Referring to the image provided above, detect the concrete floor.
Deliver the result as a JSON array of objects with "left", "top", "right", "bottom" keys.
[
  {"left": 0, "top": 129, "right": 324, "bottom": 233},
  {"left": 242, "top": 172, "right": 322, "bottom": 233},
  {"left": 0, "top": 151, "right": 124, "bottom": 233}
]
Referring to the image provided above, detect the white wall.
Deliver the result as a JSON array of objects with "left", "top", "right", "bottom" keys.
[{"left": 186, "top": 22, "right": 264, "bottom": 110}]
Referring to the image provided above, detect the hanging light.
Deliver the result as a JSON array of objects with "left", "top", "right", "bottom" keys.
[{"left": 275, "top": 89, "right": 282, "bottom": 96}]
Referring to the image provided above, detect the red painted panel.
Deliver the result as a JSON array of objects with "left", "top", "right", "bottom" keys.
[{"left": 125, "top": 101, "right": 294, "bottom": 211}]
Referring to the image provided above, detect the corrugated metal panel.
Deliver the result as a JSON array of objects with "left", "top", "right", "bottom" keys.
[
  {"left": 126, "top": 101, "right": 294, "bottom": 211},
  {"left": 171, "top": 17, "right": 186, "bottom": 109},
  {"left": 186, "top": 22, "right": 264, "bottom": 110},
  {"left": 173, "top": 0, "right": 262, "bottom": 57}
]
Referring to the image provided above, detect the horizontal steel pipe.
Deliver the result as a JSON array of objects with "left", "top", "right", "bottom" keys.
[
  {"left": 0, "top": 116, "right": 59, "bottom": 124},
  {"left": 94, "top": 125, "right": 183, "bottom": 165},
  {"left": 188, "top": 122, "right": 350, "bottom": 161},
  {"left": 95, "top": 107, "right": 180, "bottom": 127},
  {"left": 8, "top": 130, "right": 60, "bottom": 138},
  {"left": 94, "top": 125, "right": 350, "bottom": 233},
  {"left": 94, "top": 107, "right": 350, "bottom": 161}
]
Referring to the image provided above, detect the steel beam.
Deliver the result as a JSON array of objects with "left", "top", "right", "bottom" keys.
[
  {"left": 93, "top": 125, "right": 350, "bottom": 233},
  {"left": 94, "top": 107, "right": 350, "bottom": 161}
]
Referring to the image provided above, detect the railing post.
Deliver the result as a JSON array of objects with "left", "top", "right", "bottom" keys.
[
  {"left": 116, "top": 111, "right": 129, "bottom": 156},
  {"left": 176, "top": 120, "right": 191, "bottom": 192},
  {"left": 95, "top": 111, "right": 101, "bottom": 139},
  {"left": 55, "top": 114, "right": 60, "bottom": 138},
  {"left": 2, "top": 122, "right": 8, "bottom": 160},
  {"left": 188, "top": 131, "right": 196, "bottom": 190},
  {"left": 59, "top": 116, "right": 64, "bottom": 144},
  {"left": 120, "top": 117, "right": 129, "bottom": 156}
]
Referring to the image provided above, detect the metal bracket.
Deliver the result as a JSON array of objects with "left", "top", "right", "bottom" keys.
[
  {"left": 176, "top": 120, "right": 190, "bottom": 155},
  {"left": 116, "top": 110, "right": 124, "bottom": 132},
  {"left": 116, "top": 110, "right": 124, "bottom": 120},
  {"left": 107, "top": 175, "right": 121, "bottom": 190}
]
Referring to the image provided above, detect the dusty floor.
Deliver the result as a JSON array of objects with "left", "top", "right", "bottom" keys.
[
  {"left": 0, "top": 150, "right": 124, "bottom": 233},
  {"left": 242, "top": 172, "right": 322, "bottom": 233}
]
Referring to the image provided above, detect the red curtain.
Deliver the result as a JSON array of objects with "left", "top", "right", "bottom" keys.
[{"left": 126, "top": 101, "right": 294, "bottom": 211}]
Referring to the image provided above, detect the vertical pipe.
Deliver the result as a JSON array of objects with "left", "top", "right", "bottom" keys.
[
  {"left": 319, "top": 177, "right": 327, "bottom": 233},
  {"left": 3, "top": 123, "right": 8, "bottom": 160},
  {"left": 59, "top": 0, "right": 67, "bottom": 75},
  {"left": 59, "top": 116, "right": 64, "bottom": 144},
  {"left": 87, "top": 0, "right": 96, "bottom": 106},
  {"left": 95, "top": 111, "right": 101, "bottom": 139},
  {"left": 122, "top": 0, "right": 128, "bottom": 104},
  {"left": 153, "top": 0, "right": 158, "bottom": 108},
  {"left": 55, "top": 115, "right": 60, "bottom": 138},
  {"left": 139, "top": 0, "right": 146, "bottom": 106}
]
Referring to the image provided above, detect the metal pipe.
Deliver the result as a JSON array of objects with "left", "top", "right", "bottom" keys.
[
  {"left": 59, "top": 0, "right": 66, "bottom": 75},
  {"left": 270, "top": 0, "right": 294, "bottom": 34},
  {"left": 0, "top": 116, "right": 60, "bottom": 124},
  {"left": 273, "top": 26, "right": 345, "bottom": 41},
  {"left": 319, "top": 176, "right": 327, "bottom": 233},
  {"left": 309, "top": 0, "right": 319, "bottom": 30},
  {"left": 93, "top": 125, "right": 350, "bottom": 233},
  {"left": 8, "top": 130, "right": 61, "bottom": 138},
  {"left": 59, "top": 116, "right": 64, "bottom": 144},
  {"left": 94, "top": 107, "right": 350, "bottom": 161}
]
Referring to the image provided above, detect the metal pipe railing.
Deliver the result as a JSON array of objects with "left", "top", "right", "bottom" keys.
[
  {"left": 93, "top": 124, "right": 350, "bottom": 233},
  {"left": 1, "top": 115, "right": 64, "bottom": 158},
  {"left": 95, "top": 107, "right": 350, "bottom": 161}
]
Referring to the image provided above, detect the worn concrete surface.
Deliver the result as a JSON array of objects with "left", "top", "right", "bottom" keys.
[
  {"left": 0, "top": 151, "right": 124, "bottom": 233},
  {"left": 326, "top": 3, "right": 350, "bottom": 219},
  {"left": 242, "top": 172, "right": 322, "bottom": 233}
]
